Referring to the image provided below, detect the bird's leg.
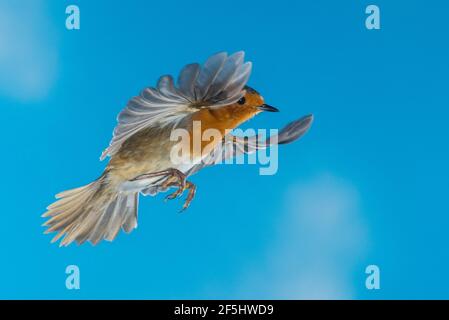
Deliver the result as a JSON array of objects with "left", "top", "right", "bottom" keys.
[
  {"left": 131, "top": 168, "right": 186, "bottom": 190},
  {"left": 164, "top": 180, "right": 185, "bottom": 200},
  {"left": 162, "top": 179, "right": 197, "bottom": 211},
  {"left": 131, "top": 168, "right": 196, "bottom": 210}
]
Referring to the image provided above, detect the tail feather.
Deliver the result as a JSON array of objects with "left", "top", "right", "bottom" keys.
[
  {"left": 43, "top": 184, "right": 93, "bottom": 217},
  {"left": 43, "top": 174, "right": 139, "bottom": 246},
  {"left": 122, "top": 193, "right": 139, "bottom": 233}
]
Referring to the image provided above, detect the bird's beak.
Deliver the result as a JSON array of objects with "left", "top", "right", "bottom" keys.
[{"left": 258, "top": 104, "right": 279, "bottom": 112}]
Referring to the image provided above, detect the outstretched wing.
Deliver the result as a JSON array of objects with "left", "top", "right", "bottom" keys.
[
  {"left": 101, "top": 51, "right": 252, "bottom": 160},
  {"left": 186, "top": 114, "right": 314, "bottom": 176}
]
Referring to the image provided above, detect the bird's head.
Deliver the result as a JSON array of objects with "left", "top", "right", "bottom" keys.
[
  {"left": 194, "top": 85, "right": 279, "bottom": 134},
  {"left": 237, "top": 85, "right": 279, "bottom": 114},
  {"left": 214, "top": 85, "right": 279, "bottom": 127}
]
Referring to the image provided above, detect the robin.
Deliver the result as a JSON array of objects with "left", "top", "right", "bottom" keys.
[{"left": 42, "top": 51, "right": 313, "bottom": 246}]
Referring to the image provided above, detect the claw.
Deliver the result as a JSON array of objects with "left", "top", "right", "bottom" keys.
[
  {"left": 163, "top": 175, "right": 188, "bottom": 201},
  {"left": 165, "top": 188, "right": 183, "bottom": 201},
  {"left": 180, "top": 182, "right": 196, "bottom": 212}
]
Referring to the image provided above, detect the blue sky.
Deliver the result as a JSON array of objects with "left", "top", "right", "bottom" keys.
[{"left": 1, "top": 0, "right": 449, "bottom": 299}]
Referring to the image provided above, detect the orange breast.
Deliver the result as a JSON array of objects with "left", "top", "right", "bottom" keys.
[{"left": 185, "top": 105, "right": 258, "bottom": 160}]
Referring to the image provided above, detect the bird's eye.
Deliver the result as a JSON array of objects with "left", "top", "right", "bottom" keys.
[{"left": 237, "top": 97, "right": 246, "bottom": 105}]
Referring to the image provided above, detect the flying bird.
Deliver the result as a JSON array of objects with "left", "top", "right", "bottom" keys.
[{"left": 42, "top": 52, "right": 313, "bottom": 246}]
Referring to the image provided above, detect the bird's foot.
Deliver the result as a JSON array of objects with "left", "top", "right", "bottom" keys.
[
  {"left": 132, "top": 168, "right": 196, "bottom": 211},
  {"left": 164, "top": 180, "right": 197, "bottom": 212},
  {"left": 180, "top": 181, "right": 197, "bottom": 212}
]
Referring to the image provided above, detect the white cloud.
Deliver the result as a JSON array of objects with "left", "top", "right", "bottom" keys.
[
  {"left": 237, "top": 173, "right": 368, "bottom": 299},
  {"left": 0, "top": 1, "right": 58, "bottom": 101}
]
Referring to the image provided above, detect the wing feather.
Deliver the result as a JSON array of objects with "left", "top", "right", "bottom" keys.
[
  {"left": 186, "top": 115, "right": 314, "bottom": 176},
  {"left": 206, "top": 51, "right": 245, "bottom": 100},
  {"left": 177, "top": 63, "right": 200, "bottom": 100},
  {"left": 101, "top": 52, "right": 253, "bottom": 160},
  {"left": 195, "top": 52, "right": 227, "bottom": 99}
]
